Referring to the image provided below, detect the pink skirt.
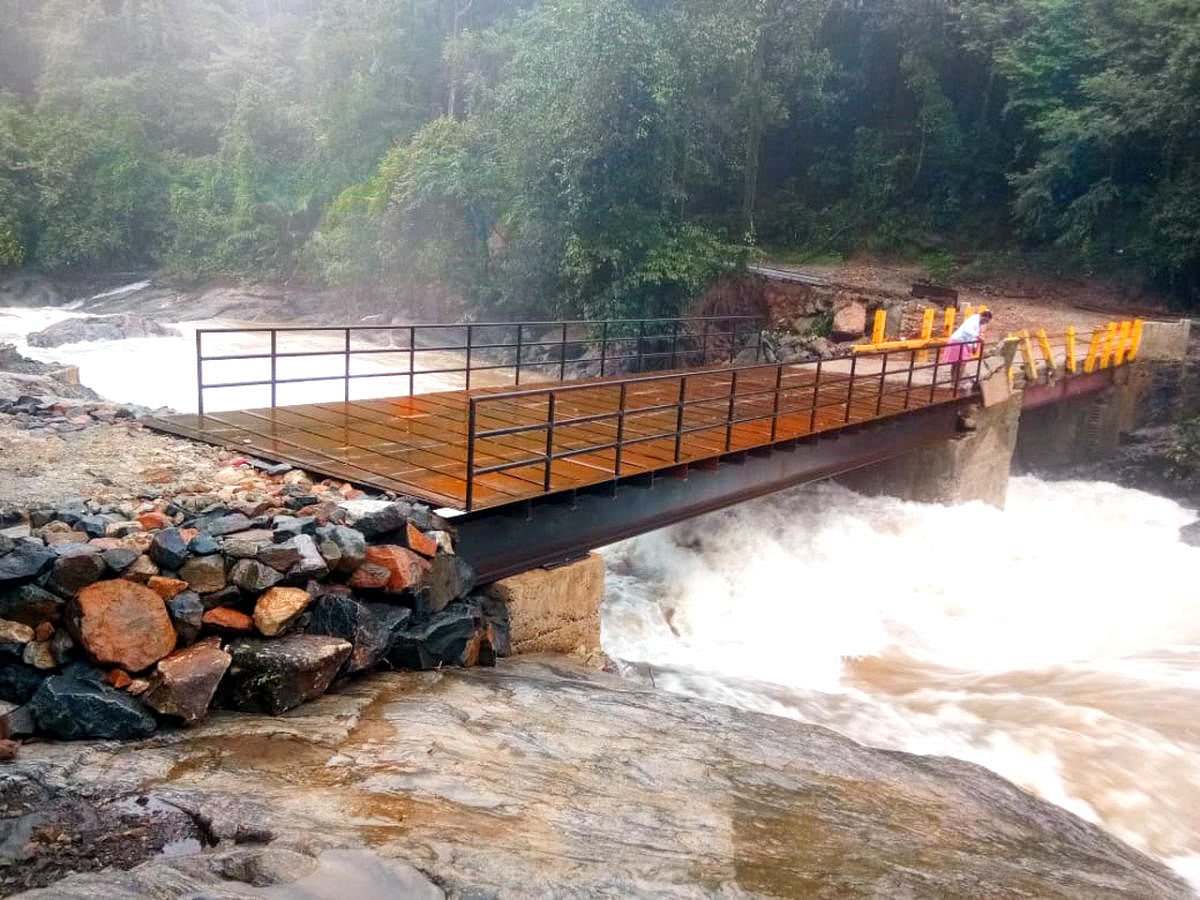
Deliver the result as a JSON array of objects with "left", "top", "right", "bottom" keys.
[{"left": 941, "top": 340, "right": 978, "bottom": 364}]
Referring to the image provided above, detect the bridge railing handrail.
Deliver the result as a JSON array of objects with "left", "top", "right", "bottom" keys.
[
  {"left": 194, "top": 315, "right": 767, "bottom": 414},
  {"left": 463, "top": 340, "right": 988, "bottom": 511}
]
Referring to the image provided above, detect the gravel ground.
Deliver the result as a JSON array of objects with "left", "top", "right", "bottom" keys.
[{"left": 0, "top": 421, "right": 232, "bottom": 509}]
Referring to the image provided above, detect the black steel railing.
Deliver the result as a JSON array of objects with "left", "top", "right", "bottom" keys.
[
  {"left": 194, "top": 315, "right": 766, "bottom": 414},
  {"left": 463, "top": 340, "right": 987, "bottom": 510}
]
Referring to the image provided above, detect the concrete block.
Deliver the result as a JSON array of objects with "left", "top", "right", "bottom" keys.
[
  {"left": 1139, "top": 319, "right": 1191, "bottom": 361},
  {"left": 486, "top": 554, "right": 603, "bottom": 656}
]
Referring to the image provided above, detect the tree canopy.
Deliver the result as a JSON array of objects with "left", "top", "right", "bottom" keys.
[{"left": 1, "top": 0, "right": 1197, "bottom": 314}]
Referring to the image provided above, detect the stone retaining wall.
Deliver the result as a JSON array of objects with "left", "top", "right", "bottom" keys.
[{"left": 0, "top": 465, "right": 508, "bottom": 741}]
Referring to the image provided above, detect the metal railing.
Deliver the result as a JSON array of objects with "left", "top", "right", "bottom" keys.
[
  {"left": 463, "top": 340, "right": 987, "bottom": 510},
  {"left": 194, "top": 315, "right": 767, "bottom": 414}
]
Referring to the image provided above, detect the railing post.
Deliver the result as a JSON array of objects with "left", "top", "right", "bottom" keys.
[
  {"left": 600, "top": 321, "right": 609, "bottom": 376},
  {"left": 670, "top": 321, "right": 680, "bottom": 369},
  {"left": 344, "top": 328, "right": 351, "bottom": 403},
  {"left": 465, "top": 399, "right": 477, "bottom": 512},
  {"left": 543, "top": 393, "right": 557, "bottom": 492},
  {"left": 560, "top": 322, "right": 568, "bottom": 381},
  {"left": 409, "top": 325, "right": 416, "bottom": 396},
  {"left": 614, "top": 383, "right": 627, "bottom": 478},
  {"left": 844, "top": 354, "right": 858, "bottom": 423},
  {"left": 270, "top": 329, "right": 277, "bottom": 409},
  {"left": 674, "top": 376, "right": 687, "bottom": 462},
  {"left": 809, "top": 358, "right": 822, "bottom": 433},
  {"left": 875, "top": 350, "right": 887, "bottom": 415},
  {"left": 637, "top": 321, "right": 646, "bottom": 373},
  {"left": 465, "top": 324, "right": 473, "bottom": 391},
  {"left": 195, "top": 330, "right": 204, "bottom": 416},
  {"left": 770, "top": 364, "right": 783, "bottom": 441},
  {"left": 515, "top": 324, "right": 523, "bottom": 386},
  {"left": 725, "top": 369, "right": 739, "bottom": 451},
  {"left": 904, "top": 349, "right": 916, "bottom": 409},
  {"left": 929, "top": 345, "right": 942, "bottom": 402},
  {"left": 702, "top": 322, "right": 710, "bottom": 365}
]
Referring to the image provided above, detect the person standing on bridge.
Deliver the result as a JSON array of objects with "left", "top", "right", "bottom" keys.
[{"left": 942, "top": 308, "right": 993, "bottom": 390}]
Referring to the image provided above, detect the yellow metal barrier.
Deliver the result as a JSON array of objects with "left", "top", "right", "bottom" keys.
[
  {"left": 1065, "top": 326, "right": 1077, "bottom": 374},
  {"left": 1099, "top": 322, "right": 1117, "bottom": 369},
  {"left": 1084, "top": 328, "right": 1102, "bottom": 373},
  {"left": 1019, "top": 330, "right": 1039, "bottom": 381},
  {"left": 871, "top": 310, "right": 886, "bottom": 345},
  {"left": 1113, "top": 320, "right": 1132, "bottom": 366},
  {"left": 1128, "top": 318, "right": 1144, "bottom": 362},
  {"left": 943, "top": 307, "right": 957, "bottom": 339},
  {"left": 1037, "top": 329, "right": 1055, "bottom": 372},
  {"left": 917, "top": 308, "right": 935, "bottom": 363},
  {"left": 962, "top": 303, "right": 975, "bottom": 321}
]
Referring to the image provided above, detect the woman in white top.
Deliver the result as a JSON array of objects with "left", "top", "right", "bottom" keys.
[{"left": 942, "top": 309, "right": 993, "bottom": 388}]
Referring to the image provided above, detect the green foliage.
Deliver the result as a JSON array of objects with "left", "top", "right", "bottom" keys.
[{"left": 1168, "top": 417, "right": 1200, "bottom": 482}]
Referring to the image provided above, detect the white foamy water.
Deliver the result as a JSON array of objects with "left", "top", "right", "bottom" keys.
[{"left": 602, "top": 477, "right": 1200, "bottom": 883}]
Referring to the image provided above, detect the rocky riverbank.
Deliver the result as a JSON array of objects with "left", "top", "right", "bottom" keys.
[{"left": 0, "top": 658, "right": 1190, "bottom": 898}]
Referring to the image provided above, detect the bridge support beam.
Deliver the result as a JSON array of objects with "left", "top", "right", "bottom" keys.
[
  {"left": 486, "top": 554, "right": 604, "bottom": 660},
  {"left": 836, "top": 393, "right": 1023, "bottom": 509}
]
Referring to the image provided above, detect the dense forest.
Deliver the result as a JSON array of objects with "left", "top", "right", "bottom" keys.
[{"left": 1, "top": 0, "right": 1198, "bottom": 318}]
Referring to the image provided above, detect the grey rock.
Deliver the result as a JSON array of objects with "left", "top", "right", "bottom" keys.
[
  {"left": 386, "top": 602, "right": 491, "bottom": 671},
  {"left": 1180, "top": 521, "right": 1200, "bottom": 548},
  {"left": 0, "top": 534, "right": 13, "bottom": 556},
  {"left": 75, "top": 514, "right": 116, "bottom": 538},
  {"left": 188, "top": 532, "right": 221, "bottom": 555},
  {"left": 0, "top": 583, "right": 64, "bottom": 625},
  {"left": 49, "top": 628, "right": 74, "bottom": 664},
  {"left": 229, "top": 558, "right": 283, "bottom": 593},
  {"left": 101, "top": 547, "right": 140, "bottom": 574},
  {"left": 315, "top": 524, "right": 366, "bottom": 574},
  {"left": 0, "top": 541, "right": 55, "bottom": 588},
  {"left": 219, "top": 634, "right": 352, "bottom": 715},
  {"left": 195, "top": 512, "right": 253, "bottom": 536},
  {"left": 167, "top": 591, "right": 205, "bottom": 646},
  {"left": 347, "top": 500, "right": 412, "bottom": 538},
  {"left": 178, "top": 554, "right": 226, "bottom": 594},
  {"left": 306, "top": 591, "right": 393, "bottom": 675},
  {"left": 149, "top": 528, "right": 190, "bottom": 570},
  {"left": 420, "top": 553, "right": 475, "bottom": 615},
  {"left": 23, "top": 639, "right": 56, "bottom": 670},
  {"left": 45, "top": 548, "right": 106, "bottom": 598},
  {"left": 26, "top": 313, "right": 174, "bottom": 348},
  {"left": 257, "top": 540, "right": 303, "bottom": 573},
  {"left": 29, "top": 671, "right": 157, "bottom": 739},
  {"left": 0, "top": 663, "right": 43, "bottom": 704},
  {"left": 289, "top": 533, "right": 329, "bottom": 580},
  {"left": 272, "top": 516, "right": 316, "bottom": 540}
]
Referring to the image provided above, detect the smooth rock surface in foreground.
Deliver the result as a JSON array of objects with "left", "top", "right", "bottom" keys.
[{"left": 4, "top": 659, "right": 1189, "bottom": 898}]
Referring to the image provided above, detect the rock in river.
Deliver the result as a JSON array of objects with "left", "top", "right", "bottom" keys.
[{"left": 2, "top": 659, "right": 1189, "bottom": 898}]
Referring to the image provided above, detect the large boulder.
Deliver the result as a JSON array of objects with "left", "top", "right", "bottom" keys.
[
  {"left": 29, "top": 670, "right": 157, "bottom": 739},
  {"left": 306, "top": 590, "right": 396, "bottom": 675},
  {"left": 420, "top": 554, "right": 475, "bottom": 615},
  {"left": 220, "top": 635, "right": 351, "bottom": 715},
  {"left": 66, "top": 579, "right": 177, "bottom": 672},
  {"left": 25, "top": 313, "right": 174, "bottom": 348},
  {"left": 142, "top": 639, "right": 232, "bottom": 725},
  {"left": 0, "top": 541, "right": 55, "bottom": 588},
  {"left": 340, "top": 500, "right": 411, "bottom": 538},
  {"left": 831, "top": 299, "right": 868, "bottom": 341},
  {"left": 253, "top": 587, "right": 311, "bottom": 637},
  {"left": 386, "top": 603, "right": 493, "bottom": 671}
]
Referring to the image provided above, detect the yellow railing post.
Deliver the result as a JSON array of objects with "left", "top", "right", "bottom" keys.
[
  {"left": 917, "top": 308, "right": 935, "bottom": 364},
  {"left": 1065, "top": 326, "right": 1077, "bottom": 374},
  {"left": 1084, "top": 328, "right": 1102, "bottom": 373},
  {"left": 962, "top": 303, "right": 976, "bottom": 321},
  {"left": 1037, "top": 329, "right": 1055, "bottom": 373},
  {"left": 1019, "top": 330, "right": 1039, "bottom": 381},
  {"left": 1005, "top": 334, "right": 1017, "bottom": 390},
  {"left": 943, "top": 307, "right": 957, "bottom": 340},
  {"left": 1099, "top": 322, "right": 1117, "bottom": 369},
  {"left": 1113, "top": 320, "right": 1132, "bottom": 366},
  {"left": 871, "top": 309, "right": 886, "bottom": 345},
  {"left": 1128, "top": 319, "right": 1144, "bottom": 362}
]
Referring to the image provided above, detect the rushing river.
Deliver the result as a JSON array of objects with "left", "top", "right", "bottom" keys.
[
  {"left": 602, "top": 477, "right": 1200, "bottom": 886},
  {"left": 3, "top": 296, "right": 1199, "bottom": 886}
]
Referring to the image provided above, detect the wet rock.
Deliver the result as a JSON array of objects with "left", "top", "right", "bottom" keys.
[
  {"left": 0, "top": 619, "right": 35, "bottom": 656},
  {"left": 229, "top": 558, "right": 283, "bottom": 593},
  {"left": 194, "top": 512, "right": 253, "bottom": 536},
  {"left": 29, "top": 670, "right": 157, "bottom": 739},
  {"left": 348, "top": 563, "right": 390, "bottom": 591},
  {"left": 307, "top": 591, "right": 394, "bottom": 675},
  {"left": 167, "top": 591, "right": 205, "bottom": 645},
  {"left": 26, "top": 313, "right": 173, "bottom": 348},
  {"left": 214, "top": 846, "right": 320, "bottom": 887},
  {"left": 22, "top": 640, "right": 55, "bottom": 670},
  {"left": 0, "top": 700, "right": 35, "bottom": 737},
  {"left": 364, "top": 545, "right": 427, "bottom": 593},
  {"left": 75, "top": 514, "right": 116, "bottom": 539},
  {"left": 143, "top": 640, "right": 232, "bottom": 724},
  {"left": 101, "top": 547, "right": 140, "bottom": 575},
  {"left": 178, "top": 554, "right": 226, "bottom": 594},
  {"left": 148, "top": 528, "right": 190, "bottom": 570},
  {"left": 345, "top": 500, "right": 411, "bottom": 538},
  {"left": 202, "top": 608, "right": 255, "bottom": 635},
  {"left": 220, "top": 634, "right": 352, "bottom": 715},
  {"left": 272, "top": 516, "right": 316, "bottom": 540},
  {"left": 386, "top": 603, "right": 490, "bottom": 671},
  {"left": 0, "top": 542, "right": 55, "bottom": 588},
  {"left": 420, "top": 554, "right": 475, "bottom": 615},
  {"left": 256, "top": 540, "right": 302, "bottom": 572},
  {"left": 252, "top": 587, "right": 311, "bottom": 637},
  {"left": 289, "top": 534, "right": 329, "bottom": 580},
  {"left": 1180, "top": 521, "right": 1200, "bottom": 547},
  {"left": 221, "top": 529, "right": 274, "bottom": 558},
  {"left": 147, "top": 575, "right": 189, "bottom": 601},
  {"left": 66, "top": 580, "right": 177, "bottom": 672},
  {"left": 832, "top": 298, "right": 867, "bottom": 341},
  {"left": 402, "top": 522, "right": 438, "bottom": 558},
  {"left": 314, "top": 525, "right": 367, "bottom": 575},
  {"left": 49, "top": 629, "right": 74, "bottom": 665},
  {"left": 125, "top": 553, "right": 159, "bottom": 582},
  {"left": 45, "top": 548, "right": 106, "bottom": 598},
  {"left": 0, "top": 664, "right": 43, "bottom": 704},
  {"left": 316, "top": 538, "right": 342, "bottom": 572},
  {"left": 187, "top": 532, "right": 221, "bottom": 555},
  {"left": 0, "top": 584, "right": 63, "bottom": 626},
  {"left": 479, "top": 592, "right": 511, "bottom": 658}
]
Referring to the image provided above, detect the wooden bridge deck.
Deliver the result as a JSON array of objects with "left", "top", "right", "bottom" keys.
[{"left": 147, "top": 362, "right": 960, "bottom": 513}]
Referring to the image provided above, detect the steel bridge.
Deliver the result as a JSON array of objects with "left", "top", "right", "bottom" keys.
[{"left": 147, "top": 314, "right": 1141, "bottom": 582}]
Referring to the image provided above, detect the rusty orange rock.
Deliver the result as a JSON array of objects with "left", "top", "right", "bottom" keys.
[
  {"left": 403, "top": 523, "right": 438, "bottom": 558},
  {"left": 202, "top": 607, "right": 255, "bottom": 635},
  {"left": 137, "top": 512, "right": 170, "bottom": 531},
  {"left": 252, "top": 587, "right": 311, "bottom": 637},
  {"left": 33, "top": 622, "right": 53, "bottom": 643},
  {"left": 108, "top": 669, "right": 132, "bottom": 689},
  {"left": 147, "top": 576, "right": 189, "bottom": 600},
  {"left": 67, "top": 580, "right": 177, "bottom": 673},
  {"left": 364, "top": 545, "right": 427, "bottom": 592},
  {"left": 347, "top": 563, "right": 390, "bottom": 590}
]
